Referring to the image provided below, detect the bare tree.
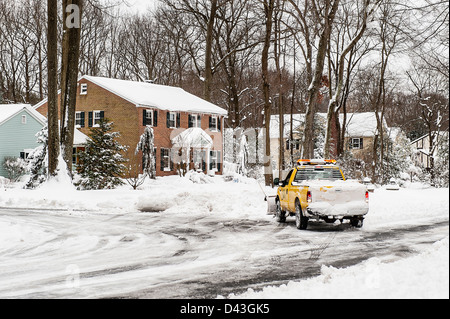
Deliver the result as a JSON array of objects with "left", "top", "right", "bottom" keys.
[
  {"left": 286, "top": 0, "right": 340, "bottom": 159},
  {"left": 214, "top": 0, "right": 260, "bottom": 129},
  {"left": 160, "top": 0, "right": 224, "bottom": 101},
  {"left": 407, "top": 62, "right": 449, "bottom": 182},
  {"left": 323, "top": 0, "right": 381, "bottom": 158}
]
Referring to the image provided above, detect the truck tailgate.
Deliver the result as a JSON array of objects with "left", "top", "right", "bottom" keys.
[
  {"left": 306, "top": 181, "right": 369, "bottom": 217},
  {"left": 308, "top": 181, "right": 367, "bottom": 204}
]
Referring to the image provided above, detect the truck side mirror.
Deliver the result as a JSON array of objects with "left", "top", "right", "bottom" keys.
[{"left": 273, "top": 178, "right": 279, "bottom": 186}]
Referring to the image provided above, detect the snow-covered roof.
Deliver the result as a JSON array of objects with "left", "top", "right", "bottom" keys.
[
  {"left": 270, "top": 112, "right": 387, "bottom": 139},
  {"left": 0, "top": 104, "right": 46, "bottom": 126},
  {"left": 74, "top": 128, "right": 88, "bottom": 147},
  {"left": 342, "top": 113, "right": 386, "bottom": 138},
  {"left": 269, "top": 113, "right": 310, "bottom": 139},
  {"left": 410, "top": 131, "right": 449, "bottom": 145},
  {"left": 81, "top": 75, "right": 228, "bottom": 116},
  {"left": 171, "top": 128, "right": 213, "bottom": 148}
]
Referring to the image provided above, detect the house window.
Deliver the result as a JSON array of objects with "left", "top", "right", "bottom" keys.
[
  {"left": 88, "top": 110, "right": 104, "bottom": 127},
  {"left": 166, "top": 112, "right": 179, "bottom": 128},
  {"left": 209, "top": 150, "right": 221, "bottom": 171},
  {"left": 189, "top": 114, "right": 201, "bottom": 128},
  {"left": 21, "top": 115, "right": 27, "bottom": 124},
  {"left": 417, "top": 139, "right": 423, "bottom": 149},
  {"left": 75, "top": 111, "right": 85, "bottom": 128},
  {"left": 93, "top": 110, "right": 103, "bottom": 127},
  {"left": 80, "top": 83, "right": 88, "bottom": 95},
  {"left": 161, "top": 148, "right": 172, "bottom": 171},
  {"left": 350, "top": 138, "right": 363, "bottom": 150},
  {"left": 72, "top": 147, "right": 78, "bottom": 166},
  {"left": 209, "top": 116, "right": 219, "bottom": 131},
  {"left": 286, "top": 139, "right": 300, "bottom": 151},
  {"left": 143, "top": 109, "right": 157, "bottom": 127},
  {"left": 20, "top": 150, "right": 31, "bottom": 160}
]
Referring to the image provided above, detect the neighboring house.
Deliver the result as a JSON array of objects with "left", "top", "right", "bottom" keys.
[
  {"left": 410, "top": 131, "right": 449, "bottom": 169},
  {"left": 341, "top": 112, "right": 389, "bottom": 158},
  {"left": 0, "top": 104, "right": 46, "bottom": 177},
  {"left": 269, "top": 112, "right": 389, "bottom": 172},
  {"left": 34, "top": 75, "right": 228, "bottom": 176}
]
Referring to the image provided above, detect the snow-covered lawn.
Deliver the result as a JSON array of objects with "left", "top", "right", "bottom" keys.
[{"left": 0, "top": 174, "right": 448, "bottom": 299}]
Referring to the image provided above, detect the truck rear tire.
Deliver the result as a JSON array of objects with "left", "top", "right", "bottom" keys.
[
  {"left": 295, "top": 202, "right": 308, "bottom": 230},
  {"left": 351, "top": 217, "right": 364, "bottom": 228},
  {"left": 276, "top": 200, "right": 286, "bottom": 223}
]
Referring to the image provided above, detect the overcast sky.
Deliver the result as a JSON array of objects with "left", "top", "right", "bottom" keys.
[{"left": 120, "top": 0, "right": 157, "bottom": 12}]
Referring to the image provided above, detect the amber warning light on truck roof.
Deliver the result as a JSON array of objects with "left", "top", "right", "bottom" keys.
[{"left": 297, "top": 159, "right": 337, "bottom": 165}]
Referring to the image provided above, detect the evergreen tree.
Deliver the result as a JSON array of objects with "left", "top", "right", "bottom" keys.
[
  {"left": 135, "top": 126, "right": 156, "bottom": 179},
  {"left": 76, "top": 119, "right": 128, "bottom": 190},
  {"left": 26, "top": 125, "right": 49, "bottom": 189}
]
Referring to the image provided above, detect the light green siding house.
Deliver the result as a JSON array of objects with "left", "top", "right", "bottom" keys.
[{"left": 0, "top": 104, "right": 46, "bottom": 177}]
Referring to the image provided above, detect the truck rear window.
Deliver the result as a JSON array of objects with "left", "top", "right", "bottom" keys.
[{"left": 294, "top": 168, "right": 343, "bottom": 181}]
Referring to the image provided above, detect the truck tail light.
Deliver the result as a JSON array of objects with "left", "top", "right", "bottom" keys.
[
  {"left": 307, "top": 191, "right": 312, "bottom": 203},
  {"left": 365, "top": 191, "right": 369, "bottom": 203}
]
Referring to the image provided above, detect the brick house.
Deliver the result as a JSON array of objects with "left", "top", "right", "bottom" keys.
[{"left": 34, "top": 75, "right": 228, "bottom": 176}]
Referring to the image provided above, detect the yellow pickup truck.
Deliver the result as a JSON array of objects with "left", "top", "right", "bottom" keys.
[{"left": 272, "top": 159, "right": 369, "bottom": 230}]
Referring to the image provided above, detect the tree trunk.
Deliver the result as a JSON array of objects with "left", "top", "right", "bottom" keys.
[
  {"left": 274, "top": 0, "right": 284, "bottom": 178},
  {"left": 47, "top": 0, "right": 59, "bottom": 176},
  {"left": 60, "top": 0, "right": 83, "bottom": 175},
  {"left": 204, "top": 0, "right": 218, "bottom": 102},
  {"left": 301, "top": 0, "right": 340, "bottom": 159},
  {"left": 262, "top": 0, "right": 275, "bottom": 186}
]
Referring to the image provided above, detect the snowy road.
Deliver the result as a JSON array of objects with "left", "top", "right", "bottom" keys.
[{"left": 0, "top": 206, "right": 447, "bottom": 299}]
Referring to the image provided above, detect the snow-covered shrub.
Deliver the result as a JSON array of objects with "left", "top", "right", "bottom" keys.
[
  {"left": 75, "top": 120, "right": 128, "bottom": 190},
  {"left": 2, "top": 157, "right": 27, "bottom": 182},
  {"left": 124, "top": 151, "right": 146, "bottom": 190},
  {"left": 337, "top": 151, "right": 369, "bottom": 181},
  {"left": 0, "top": 176, "right": 9, "bottom": 188}
]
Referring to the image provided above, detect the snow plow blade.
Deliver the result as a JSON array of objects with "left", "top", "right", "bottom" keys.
[{"left": 266, "top": 195, "right": 277, "bottom": 215}]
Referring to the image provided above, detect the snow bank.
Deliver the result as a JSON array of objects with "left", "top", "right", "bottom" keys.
[
  {"left": 0, "top": 174, "right": 269, "bottom": 218},
  {"left": 135, "top": 175, "right": 268, "bottom": 218},
  {"left": 364, "top": 188, "right": 449, "bottom": 229},
  {"left": 225, "top": 236, "right": 449, "bottom": 299}
]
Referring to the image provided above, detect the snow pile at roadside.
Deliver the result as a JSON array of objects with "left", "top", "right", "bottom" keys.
[
  {"left": 225, "top": 236, "right": 449, "bottom": 299},
  {"left": 0, "top": 175, "right": 270, "bottom": 219},
  {"left": 135, "top": 175, "right": 268, "bottom": 219},
  {"left": 364, "top": 188, "right": 449, "bottom": 228}
]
